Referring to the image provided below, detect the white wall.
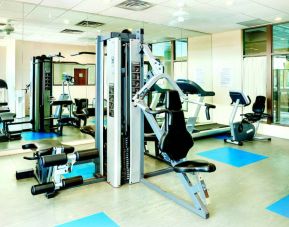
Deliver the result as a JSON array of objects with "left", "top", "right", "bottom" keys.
[
  {"left": 209, "top": 30, "right": 289, "bottom": 140},
  {"left": 0, "top": 46, "right": 6, "bottom": 80},
  {"left": 187, "top": 35, "right": 213, "bottom": 121},
  {"left": 211, "top": 30, "right": 243, "bottom": 124}
]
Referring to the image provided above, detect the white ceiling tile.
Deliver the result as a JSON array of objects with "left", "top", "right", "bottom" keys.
[
  {"left": 73, "top": 0, "right": 123, "bottom": 14},
  {"left": 15, "top": 0, "right": 42, "bottom": 4},
  {"left": 26, "top": 6, "right": 66, "bottom": 22},
  {"left": 99, "top": 7, "right": 137, "bottom": 20},
  {"left": 41, "top": 0, "right": 83, "bottom": 10},
  {"left": 253, "top": 0, "right": 289, "bottom": 13},
  {"left": 0, "top": 1, "right": 35, "bottom": 19},
  {"left": 209, "top": 0, "right": 284, "bottom": 19},
  {"left": 161, "top": 0, "right": 200, "bottom": 8}
]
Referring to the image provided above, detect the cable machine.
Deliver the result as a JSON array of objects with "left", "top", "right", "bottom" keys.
[
  {"left": 95, "top": 29, "right": 217, "bottom": 219},
  {"left": 95, "top": 30, "right": 144, "bottom": 187}
]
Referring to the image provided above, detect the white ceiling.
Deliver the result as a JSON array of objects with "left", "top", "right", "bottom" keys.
[{"left": 0, "top": 0, "right": 289, "bottom": 44}]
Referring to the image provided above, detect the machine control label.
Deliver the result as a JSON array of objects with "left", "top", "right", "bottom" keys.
[{"left": 109, "top": 84, "right": 114, "bottom": 117}]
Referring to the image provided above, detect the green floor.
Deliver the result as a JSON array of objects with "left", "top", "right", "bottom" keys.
[{"left": 0, "top": 133, "right": 289, "bottom": 227}]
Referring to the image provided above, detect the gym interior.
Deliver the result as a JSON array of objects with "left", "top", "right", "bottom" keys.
[{"left": 0, "top": 0, "right": 289, "bottom": 227}]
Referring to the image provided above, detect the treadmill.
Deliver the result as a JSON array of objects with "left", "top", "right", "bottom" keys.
[{"left": 176, "top": 79, "right": 230, "bottom": 138}]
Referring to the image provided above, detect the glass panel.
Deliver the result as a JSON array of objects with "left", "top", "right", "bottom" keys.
[
  {"left": 273, "top": 22, "right": 289, "bottom": 53},
  {"left": 243, "top": 27, "right": 267, "bottom": 55},
  {"left": 272, "top": 55, "right": 289, "bottom": 125},
  {"left": 152, "top": 41, "right": 172, "bottom": 75},
  {"left": 175, "top": 38, "right": 188, "bottom": 61}
]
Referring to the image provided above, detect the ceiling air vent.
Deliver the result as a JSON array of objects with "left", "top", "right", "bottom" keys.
[
  {"left": 116, "top": 0, "right": 153, "bottom": 11},
  {"left": 237, "top": 19, "right": 270, "bottom": 27},
  {"left": 60, "top": 29, "right": 84, "bottom": 34},
  {"left": 76, "top": 20, "right": 104, "bottom": 28}
]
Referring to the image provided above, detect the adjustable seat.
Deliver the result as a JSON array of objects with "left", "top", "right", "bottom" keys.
[
  {"left": 142, "top": 90, "right": 216, "bottom": 219},
  {"left": 73, "top": 99, "right": 89, "bottom": 127},
  {"left": 242, "top": 96, "right": 270, "bottom": 123},
  {"left": 80, "top": 125, "right": 95, "bottom": 138},
  {"left": 159, "top": 90, "right": 216, "bottom": 174}
]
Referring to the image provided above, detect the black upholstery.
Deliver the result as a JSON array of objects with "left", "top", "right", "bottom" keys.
[
  {"left": 80, "top": 125, "right": 95, "bottom": 138},
  {"left": 73, "top": 99, "right": 89, "bottom": 127},
  {"left": 173, "top": 160, "right": 216, "bottom": 173},
  {"left": 159, "top": 90, "right": 194, "bottom": 161},
  {"left": 243, "top": 96, "right": 270, "bottom": 123},
  {"left": 176, "top": 79, "right": 215, "bottom": 97}
]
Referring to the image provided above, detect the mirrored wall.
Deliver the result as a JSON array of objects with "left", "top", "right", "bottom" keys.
[{"left": 0, "top": 1, "right": 212, "bottom": 149}]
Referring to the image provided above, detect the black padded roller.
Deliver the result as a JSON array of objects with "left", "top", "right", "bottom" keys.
[
  {"left": 62, "top": 176, "right": 83, "bottom": 188},
  {"left": 62, "top": 146, "right": 75, "bottom": 154},
  {"left": 22, "top": 143, "right": 37, "bottom": 150},
  {"left": 31, "top": 182, "right": 55, "bottom": 195},
  {"left": 40, "top": 153, "right": 68, "bottom": 167},
  {"left": 75, "top": 150, "right": 99, "bottom": 161}
]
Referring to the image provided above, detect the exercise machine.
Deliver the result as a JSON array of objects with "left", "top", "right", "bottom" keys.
[
  {"left": 95, "top": 29, "right": 216, "bottom": 218},
  {"left": 0, "top": 79, "right": 22, "bottom": 141},
  {"left": 176, "top": 79, "right": 230, "bottom": 138},
  {"left": 16, "top": 143, "right": 98, "bottom": 198},
  {"left": 224, "top": 91, "right": 271, "bottom": 145},
  {"left": 31, "top": 55, "right": 53, "bottom": 132}
]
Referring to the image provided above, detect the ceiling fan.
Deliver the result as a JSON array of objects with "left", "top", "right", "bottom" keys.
[{"left": 0, "top": 20, "right": 15, "bottom": 35}]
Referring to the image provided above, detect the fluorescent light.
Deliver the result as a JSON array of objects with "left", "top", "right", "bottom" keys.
[
  {"left": 177, "top": 16, "right": 184, "bottom": 22},
  {"left": 226, "top": 0, "right": 234, "bottom": 6},
  {"left": 275, "top": 17, "right": 282, "bottom": 21}
]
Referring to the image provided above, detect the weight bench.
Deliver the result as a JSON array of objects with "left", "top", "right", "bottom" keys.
[
  {"left": 51, "top": 100, "right": 76, "bottom": 135},
  {"left": 136, "top": 89, "right": 216, "bottom": 219}
]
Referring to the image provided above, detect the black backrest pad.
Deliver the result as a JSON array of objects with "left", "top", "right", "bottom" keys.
[
  {"left": 253, "top": 96, "right": 266, "bottom": 114},
  {"left": 159, "top": 90, "right": 194, "bottom": 161}
]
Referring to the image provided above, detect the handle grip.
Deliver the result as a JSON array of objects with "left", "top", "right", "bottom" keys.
[
  {"left": 205, "top": 103, "right": 216, "bottom": 120},
  {"left": 31, "top": 182, "right": 55, "bottom": 195}
]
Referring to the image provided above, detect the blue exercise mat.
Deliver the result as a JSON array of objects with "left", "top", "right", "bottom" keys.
[
  {"left": 63, "top": 162, "right": 95, "bottom": 180},
  {"left": 198, "top": 147, "right": 268, "bottom": 167},
  {"left": 56, "top": 212, "right": 119, "bottom": 227},
  {"left": 22, "top": 132, "right": 58, "bottom": 141},
  {"left": 267, "top": 195, "right": 289, "bottom": 219}
]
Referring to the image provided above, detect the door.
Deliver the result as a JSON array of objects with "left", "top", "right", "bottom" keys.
[{"left": 74, "top": 68, "right": 88, "bottom": 85}]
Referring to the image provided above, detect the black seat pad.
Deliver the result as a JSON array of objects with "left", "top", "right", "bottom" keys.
[
  {"left": 80, "top": 125, "right": 95, "bottom": 137},
  {"left": 173, "top": 160, "right": 216, "bottom": 173},
  {"left": 0, "top": 112, "right": 16, "bottom": 122},
  {"left": 159, "top": 90, "right": 194, "bottom": 161}
]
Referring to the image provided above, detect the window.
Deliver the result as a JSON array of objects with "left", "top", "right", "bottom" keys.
[
  {"left": 243, "top": 27, "right": 267, "bottom": 55},
  {"left": 174, "top": 39, "right": 188, "bottom": 61},
  {"left": 152, "top": 41, "right": 172, "bottom": 75},
  {"left": 273, "top": 22, "right": 289, "bottom": 53},
  {"left": 272, "top": 55, "right": 289, "bottom": 125}
]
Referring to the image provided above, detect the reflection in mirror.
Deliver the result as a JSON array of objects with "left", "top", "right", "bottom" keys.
[{"left": 0, "top": 2, "right": 213, "bottom": 164}]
